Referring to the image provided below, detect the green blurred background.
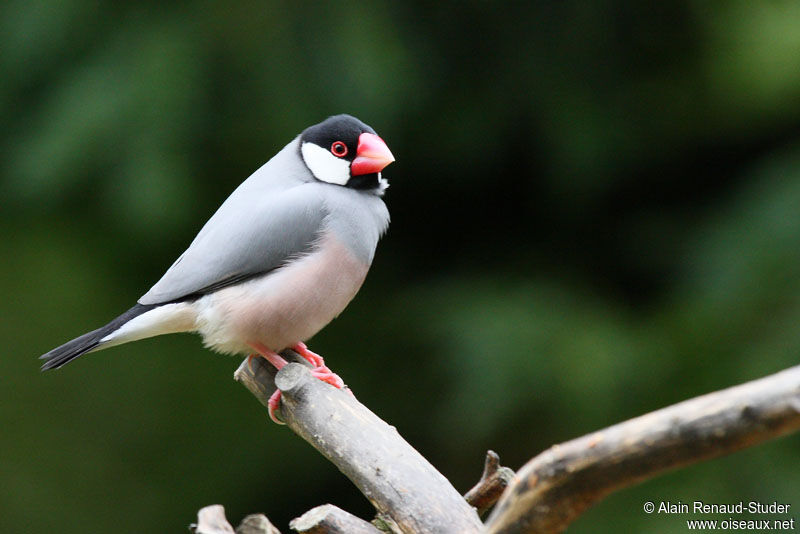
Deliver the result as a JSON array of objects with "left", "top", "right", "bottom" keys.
[{"left": 3, "top": 1, "right": 800, "bottom": 532}]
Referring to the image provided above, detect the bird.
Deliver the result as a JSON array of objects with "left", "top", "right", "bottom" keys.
[{"left": 40, "top": 114, "right": 395, "bottom": 423}]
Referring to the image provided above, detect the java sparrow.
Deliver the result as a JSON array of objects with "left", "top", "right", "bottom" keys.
[{"left": 40, "top": 114, "right": 395, "bottom": 423}]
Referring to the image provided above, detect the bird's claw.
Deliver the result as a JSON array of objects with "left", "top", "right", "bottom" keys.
[
  {"left": 255, "top": 342, "right": 347, "bottom": 425},
  {"left": 292, "top": 341, "right": 345, "bottom": 388},
  {"left": 247, "top": 353, "right": 258, "bottom": 373},
  {"left": 292, "top": 341, "right": 325, "bottom": 368},
  {"left": 311, "top": 366, "right": 345, "bottom": 389},
  {"left": 267, "top": 390, "right": 285, "bottom": 425}
]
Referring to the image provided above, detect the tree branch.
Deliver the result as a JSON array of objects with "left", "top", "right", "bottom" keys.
[
  {"left": 191, "top": 505, "right": 281, "bottom": 534},
  {"left": 484, "top": 364, "right": 800, "bottom": 534},
  {"left": 463, "top": 450, "right": 516, "bottom": 516},
  {"left": 234, "top": 355, "right": 483, "bottom": 534},
  {"left": 192, "top": 505, "right": 235, "bottom": 534},
  {"left": 289, "top": 504, "right": 383, "bottom": 534},
  {"left": 237, "top": 513, "right": 282, "bottom": 534}
]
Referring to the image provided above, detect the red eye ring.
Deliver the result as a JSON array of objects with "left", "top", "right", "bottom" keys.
[{"left": 331, "top": 141, "right": 348, "bottom": 157}]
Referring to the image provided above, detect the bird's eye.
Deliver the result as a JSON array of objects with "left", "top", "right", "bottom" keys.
[{"left": 330, "top": 141, "right": 348, "bottom": 157}]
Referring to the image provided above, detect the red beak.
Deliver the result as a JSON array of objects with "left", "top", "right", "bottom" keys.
[{"left": 351, "top": 133, "right": 395, "bottom": 176}]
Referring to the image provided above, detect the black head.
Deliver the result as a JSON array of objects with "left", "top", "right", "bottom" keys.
[{"left": 299, "top": 114, "right": 394, "bottom": 191}]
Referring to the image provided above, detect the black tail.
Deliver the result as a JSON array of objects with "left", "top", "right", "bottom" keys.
[{"left": 40, "top": 303, "right": 158, "bottom": 370}]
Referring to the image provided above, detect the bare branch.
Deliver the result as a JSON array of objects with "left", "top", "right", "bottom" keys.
[
  {"left": 192, "top": 506, "right": 282, "bottom": 534},
  {"left": 485, "top": 364, "right": 800, "bottom": 534},
  {"left": 235, "top": 357, "right": 483, "bottom": 534},
  {"left": 192, "top": 505, "right": 236, "bottom": 534},
  {"left": 289, "top": 504, "right": 383, "bottom": 534},
  {"left": 464, "top": 450, "right": 516, "bottom": 516},
  {"left": 237, "top": 514, "right": 282, "bottom": 534}
]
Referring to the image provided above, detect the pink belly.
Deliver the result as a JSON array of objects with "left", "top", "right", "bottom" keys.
[{"left": 194, "top": 234, "right": 369, "bottom": 355}]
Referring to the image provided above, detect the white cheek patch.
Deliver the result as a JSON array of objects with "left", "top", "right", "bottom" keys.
[{"left": 301, "top": 142, "right": 351, "bottom": 185}]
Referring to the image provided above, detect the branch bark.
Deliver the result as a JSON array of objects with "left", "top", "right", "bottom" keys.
[
  {"left": 192, "top": 505, "right": 235, "bottom": 534},
  {"left": 289, "top": 504, "right": 383, "bottom": 534},
  {"left": 191, "top": 505, "right": 280, "bottom": 534},
  {"left": 484, "top": 364, "right": 800, "bottom": 534},
  {"left": 463, "top": 450, "right": 516, "bottom": 516},
  {"left": 234, "top": 355, "right": 482, "bottom": 534}
]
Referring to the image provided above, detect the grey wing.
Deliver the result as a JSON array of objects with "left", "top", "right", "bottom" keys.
[{"left": 139, "top": 184, "right": 328, "bottom": 305}]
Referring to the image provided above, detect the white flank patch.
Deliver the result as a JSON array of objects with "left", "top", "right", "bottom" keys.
[
  {"left": 100, "top": 302, "right": 197, "bottom": 348},
  {"left": 301, "top": 142, "right": 350, "bottom": 185}
]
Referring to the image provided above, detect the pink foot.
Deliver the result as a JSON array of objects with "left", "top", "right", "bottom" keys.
[
  {"left": 249, "top": 343, "right": 289, "bottom": 369},
  {"left": 291, "top": 342, "right": 345, "bottom": 389},
  {"left": 248, "top": 343, "right": 290, "bottom": 425},
  {"left": 292, "top": 341, "right": 325, "bottom": 367},
  {"left": 267, "top": 389, "right": 283, "bottom": 425},
  {"left": 248, "top": 341, "right": 349, "bottom": 424}
]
